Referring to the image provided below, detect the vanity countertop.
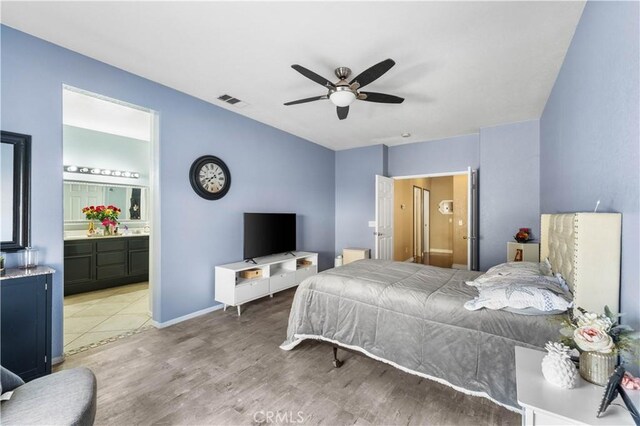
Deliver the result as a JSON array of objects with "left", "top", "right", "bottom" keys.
[
  {"left": 64, "top": 233, "right": 150, "bottom": 241},
  {"left": 1, "top": 266, "right": 56, "bottom": 281}
]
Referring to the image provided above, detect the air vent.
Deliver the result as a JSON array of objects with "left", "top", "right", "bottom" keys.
[{"left": 217, "top": 94, "right": 248, "bottom": 108}]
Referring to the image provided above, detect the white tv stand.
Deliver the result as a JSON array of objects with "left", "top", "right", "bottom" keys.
[{"left": 215, "top": 252, "right": 318, "bottom": 316}]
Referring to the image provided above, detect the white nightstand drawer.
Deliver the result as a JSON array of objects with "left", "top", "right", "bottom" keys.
[
  {"left": 270, "top": 271, "right": 295, "bottom": 292},
  {"left": 296, "top": 265, "right": 317, "bottom": 283},
  {"left": 236, "top": 278, "right": 269, "bottom": 303}
]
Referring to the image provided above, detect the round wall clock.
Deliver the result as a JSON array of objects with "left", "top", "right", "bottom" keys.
[{"left": 189, "top": 155, "right": 231, "bottom": 200}]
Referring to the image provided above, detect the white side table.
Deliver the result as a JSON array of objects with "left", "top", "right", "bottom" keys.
[
  {"left": 508, "top": 242, "right": 540, "bottom": 262},
  {"left": 515, "top": 346, "right": 639, "bottom": 425}
]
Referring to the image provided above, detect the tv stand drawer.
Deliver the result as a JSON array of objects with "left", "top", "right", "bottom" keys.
[
  {"left": 270, "top": 272, "right": 295, "bottom": 293},
  {"left": 236, "top": 278, "right": 269, "bottom": 304}
]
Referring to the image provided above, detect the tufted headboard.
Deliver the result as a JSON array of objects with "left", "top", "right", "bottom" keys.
[{"left": 540, "top": 213, "right": 621, "bottom": 314}]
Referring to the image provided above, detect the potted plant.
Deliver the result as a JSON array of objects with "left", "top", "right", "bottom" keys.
[
  {"left": 514, "top": 227, "right": 532, "bottom": 243},
  {"left": 558, "top": 306, "right": 638, "bottom": 385},
  {"left": 82, "top": 205, "right": 121, "bottom": 236}
]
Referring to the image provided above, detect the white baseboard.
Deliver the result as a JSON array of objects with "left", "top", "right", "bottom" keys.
[
  {"left": 451, "top": 263, "right": 468, "bottom": 270},
  {"left": 52, "top": 355, "right": 65, "bottom": 365},
  {"left": 151, "top": 304, "right": 223, "bottom": 329},
  {"left": 430, "top": 248, "right": 453, "bottom": 254}
]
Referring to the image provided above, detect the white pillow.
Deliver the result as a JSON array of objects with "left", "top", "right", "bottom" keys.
[
  {"left": 466, "top": 261, "right": 548, "bottom": 287},
  {"left": 502, "top": 307, "right": 566, "bottom": 316},
  {"left": 464, "top": 275, "right": 573, "bottom": 313},
  {"left": 540, "top": 258, "right": 553, "bottom": 276}
]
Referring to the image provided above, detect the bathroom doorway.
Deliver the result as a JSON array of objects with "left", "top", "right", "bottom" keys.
[
  {"left": 61, "top": 87, "right": 158, "bottom": 355},
  {"left": 392, "top": 171, "right": 476, "bottom": 269}
]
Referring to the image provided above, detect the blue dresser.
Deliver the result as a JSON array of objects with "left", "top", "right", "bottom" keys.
[{"left": 0, "top": 267, "right": 54, "bottom": 381}]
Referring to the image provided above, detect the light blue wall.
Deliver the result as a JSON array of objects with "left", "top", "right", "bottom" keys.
[
  {"left": 1, "top": 26, "right": 335, "bottom": 359},
  {"left": 389, "top": 129, "right": 540, "bottom": 270},
  {"left": 63, "top": 125, "right": 151, "bottom": 186},
  {"left": 388, "top": 134, "right": 479, "bottom": 177},
  {"left": 540, "top": 1, "right": 639, "bottom": 328},
  {"left": 479, "top": 120, "right": 540, "bottom": 270},
  {"left": 334, "top": 145, "right": 385, "bottom": 254},
  {"left": 336, "top": 129, "right": 541, "bottom": 271}
]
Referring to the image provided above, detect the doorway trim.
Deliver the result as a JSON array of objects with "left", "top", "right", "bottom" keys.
[
  {"left": 61, "top": 85, "right": 161, "bottom": 323},
  {"left": 389, "top": 168, "right": 478, "bottom": 270},
  {"left": 392, "top": 170, "right": 469, "bottom": 180},
  {"left": 412, "top": 186, "right": 423, "bottom": 261}
]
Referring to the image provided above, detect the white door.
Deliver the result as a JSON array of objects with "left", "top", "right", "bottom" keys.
[
  {"left": 64, "top": 182, "right": 101, "bottom": 221},
  {"left": 375, "top": 175, "right": 394, "bottom": 260},
  {"left": 467, "top": 167, "right": 479, "bottom": 270},
  {"left": 423, "top": 189, "right": 430, "bottom": 257}
]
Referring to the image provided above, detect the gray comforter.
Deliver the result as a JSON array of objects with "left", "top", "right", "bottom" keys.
[{"left": 281, "top": 259, "right": 562, "bottom": 409}]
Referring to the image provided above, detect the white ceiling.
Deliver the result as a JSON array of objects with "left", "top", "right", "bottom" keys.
[
  {"left": 1, "top": 1, "right": 585, "bottom": 151},
  {"left": 63, "top": 88, "right": 152, "bottom": 141}
]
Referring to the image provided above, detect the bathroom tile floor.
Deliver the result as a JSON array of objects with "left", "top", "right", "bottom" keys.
[{"left": 64, "top": 282, "right": 151, "bottom": 353}]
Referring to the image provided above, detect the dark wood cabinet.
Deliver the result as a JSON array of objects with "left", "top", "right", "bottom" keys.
[
  {"left": 0, "top": 268, "right": 53, "bottom": 381},
  {"left": 64, "top": 236, "right": 149, "bottom": 295}
]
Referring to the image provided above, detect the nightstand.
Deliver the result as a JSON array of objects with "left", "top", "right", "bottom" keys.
[
  {"left": 515, "top": 346, "right": 639, "bottom": 425},
  {"left": 508, "top": 242, "right": 540, "bottom": 262}
]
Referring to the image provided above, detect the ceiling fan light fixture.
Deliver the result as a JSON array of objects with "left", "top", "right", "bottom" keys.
[
  {"left": 286, "top": 59, "right": 401, "bottom": 119},
  {"left": 329, "top": 89, "right": 356, "bottom": 107}
]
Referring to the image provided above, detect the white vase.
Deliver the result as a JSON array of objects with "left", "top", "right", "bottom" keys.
[{"left": 541, "top": 342, "right": 578, "bottom": 389}]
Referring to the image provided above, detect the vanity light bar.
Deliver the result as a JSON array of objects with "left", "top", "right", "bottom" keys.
[{"left": 64, "top": 165, "right": 140, "bottom": 179}]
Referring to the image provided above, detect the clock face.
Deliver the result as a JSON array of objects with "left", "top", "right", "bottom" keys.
[
  {"left": 189, "top": 155, "right": 231, "bottom": 200},
  {"left": 198, "top": 162, "right": 226, "bottom": 193}
]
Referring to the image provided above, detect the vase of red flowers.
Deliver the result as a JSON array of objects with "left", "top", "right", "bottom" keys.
[
  {"left": 82, "top": 205, "right": 121, "bottom": 236},
  {"left": 514, "top": 227, "right": 532, "bottom": 243}
]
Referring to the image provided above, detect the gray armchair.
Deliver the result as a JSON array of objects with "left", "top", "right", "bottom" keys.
[{"left": 1, "top": 366, "right": 96, "bottom": 426}]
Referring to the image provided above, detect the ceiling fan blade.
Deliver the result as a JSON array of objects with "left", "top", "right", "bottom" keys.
[
  {"left": 284, "top": 95, "right": 328, "bottom": 106},
  {"left": 349, "top": 59, "right": 396, "bottom": 89},
  {"left": 359, "top": 92, "right": 404, "bottom": 104},
  {"left": 291, "top": 65, "right": 336, "bottom": 89},
  {"left": 337, "top": 106, "right": 349, "bottom": 120}
]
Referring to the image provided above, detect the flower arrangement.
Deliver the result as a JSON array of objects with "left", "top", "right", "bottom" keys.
[
  {"left": 559, "top": 306, "right": 638, "bottom": 356},
  {"left": 514, "top": 227, "right": 532, "bottom": 243},
  {"left": 82, "top": 205, "right": 121, "bottom": 235}
]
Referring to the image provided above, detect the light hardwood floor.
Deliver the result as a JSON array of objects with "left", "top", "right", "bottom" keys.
[{"left": 57, "top": 288, "right": 520, "bottom": 425}]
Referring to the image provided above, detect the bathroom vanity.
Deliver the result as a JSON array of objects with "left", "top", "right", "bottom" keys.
[{"left": 64, "top": 234, "right": 149, "bottom": 295}]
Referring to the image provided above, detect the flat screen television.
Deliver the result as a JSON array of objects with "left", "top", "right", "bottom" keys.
[{"left": 244, "top": 213, "right": 296, "bottom": 260}]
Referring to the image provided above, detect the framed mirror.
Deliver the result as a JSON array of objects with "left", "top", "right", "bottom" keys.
[
  {"left": 63, "top": 181, "right": 148, "bottom": 223},
  {"left": 1, "top": 131, "right": 31, "bottom": 251}
]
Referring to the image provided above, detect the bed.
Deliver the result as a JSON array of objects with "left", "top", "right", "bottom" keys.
[{"left": 280, "top": 213, "right": 622, "bottom": 410}]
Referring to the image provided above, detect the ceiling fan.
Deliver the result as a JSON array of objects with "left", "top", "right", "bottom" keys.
[{"left": 284, "top": 58, "right": 404, "bottom": 120}]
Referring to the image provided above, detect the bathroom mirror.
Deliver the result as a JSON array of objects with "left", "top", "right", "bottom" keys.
[
  {"left": 1, "top": 131, "right": 31, "bottom": 251},
  {"left": 64, "top": 181, "right": 148, "bottom": 222}
]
